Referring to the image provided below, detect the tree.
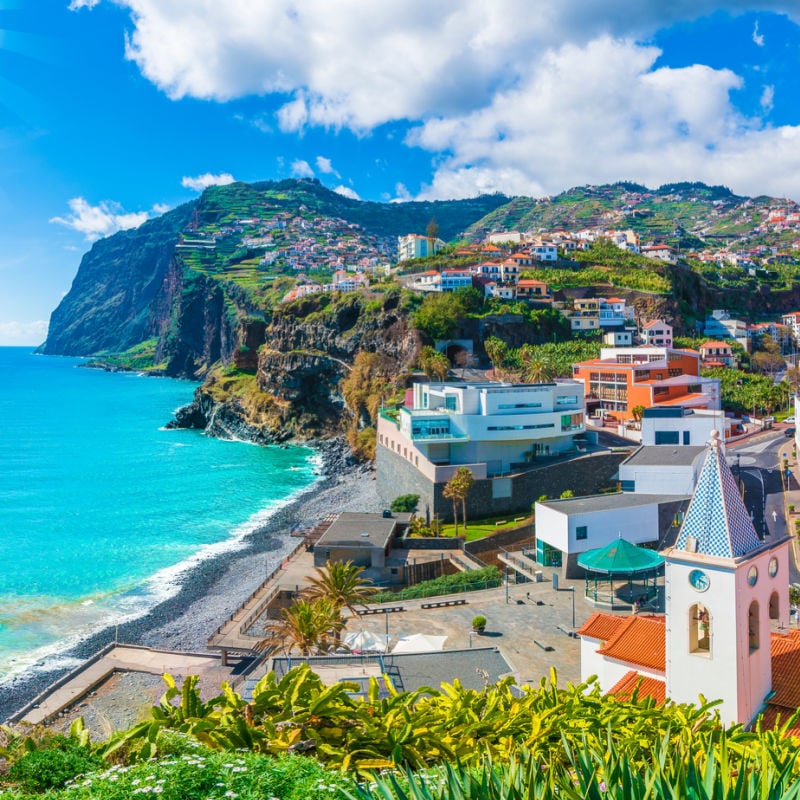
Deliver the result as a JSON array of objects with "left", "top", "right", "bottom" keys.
[
  {"left": 484, "top": 336, "right": 509, "bottom": 376},
  {"left": 518, "top": 345, "right": 555, "bottom": 384},
  {"left": 418, "top": 346, "right": 450, "bottom": 380},
  {"left": 444, "top": 467, "right": 475, "bottom": 531},
  {"left": 303, "top": 560, "right": 378, "bottom": 620},
  {"left": 258, "top": 598, "right": 344, "bottom": 656},
  {"left": 426, "top": 217, "right": 440, "bottom": 256},
  {"left": 391, "top": 494, "right": 420, "bottom": 512}
]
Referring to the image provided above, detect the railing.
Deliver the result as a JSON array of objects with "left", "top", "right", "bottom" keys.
[
  {"left": 410, "top": 430, "right": 469, "bottom": 442},
  {"left": 272, "top": 653, "right": 387, "bottom": 680},
  {"left": 208, "top": 540, "right": 305, "bottom": 641}
]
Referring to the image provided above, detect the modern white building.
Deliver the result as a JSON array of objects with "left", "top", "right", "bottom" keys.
[
  {"left": 579, "top": 432, "right": 793, "bottom": 728},
  {"left": 398, "top": 234, "right": 445, "bottom": 262},
  {"left": 618, "top": 446, "right": 706, "bottom": 495},
  {"left": 534, "top": 492, "right": 690, "bottom": 574},
  {"left": 641, "top": 406, "right": 730, "bottom": 446},
  {"left": 389, "top": 381, "right": 585, "bottom": 476}
]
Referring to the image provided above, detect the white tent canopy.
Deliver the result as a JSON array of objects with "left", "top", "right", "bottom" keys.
[
  {"left": 343, "top": 630, "right": 389, "bottom": 653},
  {"left": 391, "top": 633, "right": 447, "bottom": 654}
]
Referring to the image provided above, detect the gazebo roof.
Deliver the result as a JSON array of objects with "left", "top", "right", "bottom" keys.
[{"left": 577, "top": 538, "right": 664, "bottom": 575}]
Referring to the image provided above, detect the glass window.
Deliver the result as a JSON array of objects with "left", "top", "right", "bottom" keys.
[
  {"left": 575, "top": 525, "right": 587, "bottom": 540},
  {"left": 654, "top": 431, "right": 680, "bottom": 444},
  {"left": 690, "top": 603, "right": 710, "bottom": 653},
  {"left": 556, "top": 395, "right": 578, "bottom": 405}
]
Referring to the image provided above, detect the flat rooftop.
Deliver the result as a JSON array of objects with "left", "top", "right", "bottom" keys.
[
  {"left": 539, "top": 492, "right": 691, "bottom": 514},
  {"left": 622, "top": 445, "right": 706, "bottom": 467},
  {"left": 316, "top": 512, "right": 411, "bottom": 550}
]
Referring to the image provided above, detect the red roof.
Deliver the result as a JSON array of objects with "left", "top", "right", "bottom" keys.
[
  {"left": 643, "top": 320, "right": 669, "bottom": 329},
  {"left": 700, "top": 341, "right": 732, "bottom": 349},
  {"left": 577, "top": 612, "right": 627, "bottom": 641},
  {"left": 608, "top": 670, "right": 666, "bottom": 704},
  {"left": 597, "top": 615, "right": 666, "bottom": 672}
]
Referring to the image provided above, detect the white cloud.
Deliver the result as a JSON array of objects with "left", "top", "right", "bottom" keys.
[
  {"left": 0, "top": 320, "right": 48, "bottom": 345},
  {"left": 49, "top": 198, "right": 152, "bottom": 241},
  {"left": 68, "top": 0, "right": 101, "bottom": 9},
  {"left": 181, "top": 172, "right": 236, "bottom": 192},
  {"left": 333, "top": 185, "right": 360, "bottom": 200},
  {"left": 409, "top": 36, "right": 800, "bottom": 201},
  {"left": 76, "top": 2, "right": 800, "bottom": 198},
  {"left": 316, "top": 156, "right": 339, "bottom": 176},
  {"left": 291, "top": 159, "right": 315, "bottom": 178},
  {"left": 760, "top": 84, "right": 775, "bottom": 113},
  {"left": 753, "top": 20, "right": 765, "bottom": 46}
]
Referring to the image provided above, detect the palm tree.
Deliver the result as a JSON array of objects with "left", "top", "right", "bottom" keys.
[
  {"left": 443, "top": 467, "right": 475, "bottom": 532},
  {"left": 257, "top": 598, "right": 344, "bottom": 656},
  {"left": 302, "top": 560, "right": 377, "bottom": 619}
]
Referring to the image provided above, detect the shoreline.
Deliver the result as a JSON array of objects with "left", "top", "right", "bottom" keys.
[{"left": 0, "top": 438, "right": 380, "bottom": 722}]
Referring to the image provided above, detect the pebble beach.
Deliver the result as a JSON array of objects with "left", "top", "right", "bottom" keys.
[{"left": 0, "top": 439, "right": 381, "bottom": 722}]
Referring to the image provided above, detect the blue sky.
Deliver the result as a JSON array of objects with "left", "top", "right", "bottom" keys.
[{"left": 1, "top": 1, "right": 800, "bottom": 344}]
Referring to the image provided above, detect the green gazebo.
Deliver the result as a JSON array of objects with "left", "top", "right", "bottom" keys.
[{"left": 577, "top": 538, "right": 664, "bottom": 608}]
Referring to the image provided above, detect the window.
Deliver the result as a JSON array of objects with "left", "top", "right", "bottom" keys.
[
  {"left": 556, "top": 395, "right": 579, "bottom": 406},
  {"left": 769, "top": 591, "right": 780, "bottom": 621},
  {"left": 445, "top": 396, "right": 457, "bottom": 411},
  {"left": 654, "top": 431, "right": 680, "bottom": 445},
  {"left": 749, "top": 600, "right": 760, "bottom": 652},
  {"left": 690, "top": 603, "right": 711, "bottom": 653},
  {"left": 683, "top": 431, "right": 690, "bottom": 445},
  {"left": 575, "top": 525, "right": 587, "bottom": 540},
  {"left": 620, "top": 480, "right": 635, "bottom": 492}
]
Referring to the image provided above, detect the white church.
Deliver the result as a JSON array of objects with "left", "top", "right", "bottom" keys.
[{"left": 578, "top": 430, "right": 800, "bottom": 730}]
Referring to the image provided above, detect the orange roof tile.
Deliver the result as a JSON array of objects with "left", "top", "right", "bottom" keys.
[
  {"left": 757, "top": 705, "right": 800, "bottom": 738},
  {"left": 577, "top": 612, "right": 627, "bottom": 641},
  {"left": 770, "top": 630, "right": 800, "bottom": 710},
  {"left": 608, "top": 670, "right": 666, "bottom": 704},
  {"left": 700, "top": 341, "right": 732, "bottom": 349},
  {"left": 597, "top": 615, "right": 666, "bottom": 672}
]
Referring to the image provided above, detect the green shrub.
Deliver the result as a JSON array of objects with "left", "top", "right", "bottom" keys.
[
  {"left": 7, "top": 738, "right": 101, "bottom": 793},
  {"left": 373, "top": 566, "right": 502, "bottom": 602},
  {"left": 472, "top": 615, "right": 487, "bottom": 629},
  {"left": 390, "top": 494, "right": 420, "bottom": 513}
]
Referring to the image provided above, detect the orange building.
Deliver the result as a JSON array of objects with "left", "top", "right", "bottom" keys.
[{"left": 572, "top": 346, "right": 721, "bottom": 421}]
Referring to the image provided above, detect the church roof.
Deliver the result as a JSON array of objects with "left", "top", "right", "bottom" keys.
[
  {"left": 675, "top": 432, "right": 761, "bottom": 558},
  {"left": 577, "top": 612, "right": 627, "bottom": 641},
  {"left": 608, "top": 670, "right": 666, "bottom": 704},
  {"left": 597, "top": 615, "right": 666, "bottom": 672}
]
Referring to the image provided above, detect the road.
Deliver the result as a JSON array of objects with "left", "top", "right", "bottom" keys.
[{"left": 728, "top": 429, "right": 797, "bottom": 583}]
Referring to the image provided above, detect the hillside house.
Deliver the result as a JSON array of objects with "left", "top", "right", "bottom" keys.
[
  {"left": 516, "top": 279, "right": 551, "bottom": 303},
  {"left": 640, "top": 320, "right": 673, "bottom": 348},
  {"left": 572, "top": 347, "right": 721, "bottom": 421},
  {"left": 699, "top": 340, "right": 735, "bottom": 368}
]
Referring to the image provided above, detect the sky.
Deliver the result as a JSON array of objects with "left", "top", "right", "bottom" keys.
[{"left": 1, "top": 1, "right": 800, "bottom": 344}]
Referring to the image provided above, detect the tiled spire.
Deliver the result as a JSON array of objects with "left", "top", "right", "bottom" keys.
[{"left": 675, "top": 430, "right": 761, "bottom": 558}]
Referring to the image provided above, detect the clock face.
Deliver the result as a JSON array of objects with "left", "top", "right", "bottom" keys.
[
  {"left": 747, "top": 565, "right": 758, "bottom": 586},
  {"left": 689, "top": 569, "right": 710, "bottom": 592},
  {"left": 769, "top": 557, "right": 779, "bottom": 578}
]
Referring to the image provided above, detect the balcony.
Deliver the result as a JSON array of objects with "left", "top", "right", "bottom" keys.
[{"left": 410, "top": 429, "right": 469, "bottom": 442}]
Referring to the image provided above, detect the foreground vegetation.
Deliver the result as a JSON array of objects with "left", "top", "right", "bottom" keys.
[{"left": 3, "top": 666, "right": 800, "bottom": 798}]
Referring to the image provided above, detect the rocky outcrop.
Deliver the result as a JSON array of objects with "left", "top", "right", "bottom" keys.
[{"left": 41, "top": 204, "right": 194, "bottom": 356}]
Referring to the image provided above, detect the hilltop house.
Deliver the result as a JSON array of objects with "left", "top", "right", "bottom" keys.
[{"left": 640, "top": 320, "right": 673, "bottom": 348}]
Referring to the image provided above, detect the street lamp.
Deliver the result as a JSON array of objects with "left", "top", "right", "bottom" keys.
[{"left": 569, "top": 586, "right": 576, "bottom": 630}]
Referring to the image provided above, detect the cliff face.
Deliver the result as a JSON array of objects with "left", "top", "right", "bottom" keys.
[
  {"left": 171, "top": 298, "right": 423, "bottom": 443},
  {"left": 41, "top": 204, "right": 194, "bottom": 356}
]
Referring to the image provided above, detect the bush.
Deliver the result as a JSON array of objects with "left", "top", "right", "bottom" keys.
[
  {"left": 391, "top": 494, "right": 420, "bottom": 513},
  {"left": 472, "top": 615, "right": 487, "bottom": 629},
  {"left": 7, "top": 738, "right": 101, "bottom": 793},
  {"left": 373, "top": 566, "right": 502, "bottom": 602}
]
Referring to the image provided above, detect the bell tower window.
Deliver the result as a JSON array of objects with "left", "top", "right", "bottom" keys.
[
  {"left": 690, "top": 603, "right": 710, "bottom": 654},
  {"left": 749, "top": 600, "right": 760, "bottom": 652},
  {"left": 769, "top": 591, "right": 779, "bottom": 621}
]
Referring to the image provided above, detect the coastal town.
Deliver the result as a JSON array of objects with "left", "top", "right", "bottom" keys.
[{"left": 10, "top": 205, "right": 800, "bottom": 756}]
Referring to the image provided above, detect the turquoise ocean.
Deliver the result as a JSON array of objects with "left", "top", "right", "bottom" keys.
[{"left": 0, "top": 348, "right": 317, "bottom": 682}]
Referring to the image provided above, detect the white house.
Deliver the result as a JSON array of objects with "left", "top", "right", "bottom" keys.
[
  {"left": 640, "top": 406, "right": 729, "bottom": 447},
  {"left": 618, "top": 445, "right": 706, "bottom": 495},
  {"left": 398, "top": 234, "right": 445, "bottom": 261},
  {"left": 641, "top": 245, "right": 678, "bottom": 264},
  {"left": 640, "top": 320, "right": 673, "bottom": 348}
]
